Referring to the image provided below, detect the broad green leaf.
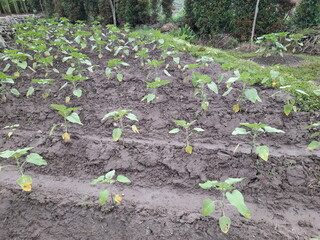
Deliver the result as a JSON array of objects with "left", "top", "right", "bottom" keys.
[
  {"left": 73, "top": 89, "right": 82, "bottom": 98},
  {"left": 11, "top": 88, "right": 20, "bottom": 96},
  {"left": 199, "top": 180, "right": 218, "bottom": 190},
  {"left": 202, "top": 199, "right": 215, "bottom": 216},
  {"left": 116, "top": 73, "right": 123, "bottom": 81},
  {"left": 26, "top": 153, "right": 47, "bottom": 166},
  {"left": 226, "top": 190, "right": 251, "bottom": 218},
  {"left": 185, "top": 145, "right": 193, "bottom": 154},
  {"left": 91, "top": 175, "right": 104, "bottom": 184},
  {"left": 232, "top": 128, "right": 249, "bottom": 135},
  {"left": 313, "top": 90, "right": 320, "bottom": 96},
  {"left": 126, "top": 113, "right": 138, "bottom": 121},
  {"left": 66, "top": 112, "right": 83, "bottom": 125},
  {"left": 310, "top": 132, "right": 320, "bottom": 138},
  {"left": 66, "top": 67, "right": 75, "bottom": 75},
  {"left": 105, "top": 170, "right": 116, "bottom": 179},
  {"left": 240, "top": 123, "right": 267, "bottom": 131},
  {"left": 244, "top": 88, "right": 262, "bottom": 103},
  {"left": 102, "top": 111, "right": 118, "bottom": 120},
  {"left": 193, "top": 128, "right": 204, "bottom": 132},
  {"left": 255, "top": 145, "right": 269, "bottom": 161},
  {"left": 51, "top": 104, "right": 67, "bottom": 111},
  {"left": 270, "top": 70, "right": 279, "bottom": 80},
  {"left": 219, "top": 216, "right": 231, "bottom": 233},
  {"left": 207, "top": 82, "right": 218, "bottom": 94},
  {"left": 105, "top": 67, "right": 112, "bottom": 78},
  {"left": 169, "top": 128, "right": 180, "bottom": 134},
  {"left": 112, "top": 128, "right": 122, "bottom": 141},
  {"left": 11, "top": 147, "right": 33, "bottom": 158},
  {"left": 116, "top": 175, "right": 131, "bottom": 183},
  {"left": 0, "top": 150, "right": 16, "bottom": 158},
  {"left": 17, "top": 174, "right": 32, "bottom": 185},
  {"left": 284, "top": 104, "right": 293, "bottom": 116},
  {"left": 201, "top": 101, "right": 209, "bottom": 110},
  {"left": 99, "top": 190, "right": 109, "bottom": 205},
  {"left": 224, "top": 178, "right": 244, "bottom": 186},
  {"left": 263, "top": 126, "right": 284, "bottom": 133},
  {"left": 141, "top": 94, "right": 156, "bottom": 103},
  {"left": 26, "top": 87, "right": 34, "bottom": 97},
  {"left": 307, "top": 141, "right": 320, "bottom": 150},
  {"left": 17, "top": 61, "right": 27, "bottom": 69}
]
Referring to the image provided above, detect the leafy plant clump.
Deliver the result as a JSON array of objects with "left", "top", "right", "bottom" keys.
[
  {"left": 200, "top": 178, "right": 251, "bottom": 233},
  {"left": 305, "top": 122, "right": 320, "bottom": 150},
  {"left": 50, "top": 104, "right": 83, "bottom": 142},
  {"left": 0, "top": 147, "right": 47, "bottom": 192},
  {"left": 91, "top": 170, "right": 131, "bottom": 206},
  {"left": 232, "top": 123, "right": 285, "bottom": 161},
  {"left": 169, "top": 120, "right": 204, "bottom": 154},
  {"left": 102, "top": 110, "right": 139, "bottom": 143}
]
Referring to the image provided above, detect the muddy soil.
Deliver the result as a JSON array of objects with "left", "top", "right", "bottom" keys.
[{"left": 0, "top": 23, "right": 320, "bottom": 240}]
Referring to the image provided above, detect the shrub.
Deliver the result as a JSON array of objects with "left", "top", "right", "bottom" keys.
[{"left": 292, "top": 0, "right": 320, "bottom": 29}]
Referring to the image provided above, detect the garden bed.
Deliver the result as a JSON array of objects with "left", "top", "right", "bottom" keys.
[{"left": 0, "top": 19, "right": 319, "bottom": 240}]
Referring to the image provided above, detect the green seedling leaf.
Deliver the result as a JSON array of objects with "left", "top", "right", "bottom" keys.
[
  {"left": 73, "top": 89, "right": 82, "bottom": 98},
  {"left": 142, "top": 94, "right": 156, "bottom": 103},
  {"left": 255, "top": 145, "right": 269, "bottom": 161},
  {"left": 222, "top": 87, "right": 233, "bottom": 96},
  {"left": 219, "top": 216, "right": 231, "bottom": 233},
  {"left": 199, "top": 180, "right": 219, "bottom": 189},
  {"left": 105, "top": 170, "right": 116, "bottom": 179},
  {"left": 49, "top": 123, "right": 58, "bottom": 136},
  {"left": 26, "top": 87, "right": 35, "bottom": 97},
  {"left": 126, "top": 113, "right": 138, "bottom": 121},
  {"left": 163, "top": 69, "right": 171, "bottom": 76},
  {"left": 17, "top": 174, "right": 32, "bottom": 191},
  {"left": 207, "top": 82, "right": 218, "bottom": 94},
  {"left": 11, "top": 88, "right": 20, "bottom": 96},
  {"left": 284, "top": 104, "right": 293, "bottom": 116},
  {"left": 91, "top": 175, "right": 104, "bottom": 184},
  {"left": 169, "top": 128, "right": 180, "bottom": 134},
  {"left": 116, "top": 73, "right": 123, "bottom": 82},
  {"left": 244, "top": 88, "right": 262, "bottom": 103},
  {"left": 3, "top": 63, "right": 11, "bottom": 72},
  {"left": 232, "top": 128, "right": 249, "bottom": 135},
  {"left": 240, "top": 123, "right": 267, "bottom": 131},
  {"left": 313, "top": 90, "right": 320, "bottom": 96},
  {"left": 202, "top": 199, "right": 215, "bottom": 216},
  {"left": 99, "top": 190, "right": 109, "bottom": 205},
  {"left": 307, "top": 141, "right": 320, "bottom": 150},
  {"left": 296, "top": 89, "right": 309, "bottom": 96},
  {"left": 26, "top": 153, "right": 47, "bottom": 166},
  {"left": 0, "top": 150, "right": 16, "bottom": 158},
  {"left": 116, "top": 175, "right": 131, "bottom": 183},
  {"left": 224, "top": 178, "right": 244, "bottom": 186},
  {"left": 66, "top": 67, "right": 75, "bottom": 75},
  {"left": 270, "top": 70, "right": 279, "bottom": 79},
  {"left": 185, "top": 145, "right": 193, "bottom": 154},
  {"left": 201, "top": 101, "right": 209, "bottom": 110},
  {"left": 226, "top": 190, "right": 251, "bottom": 218},
  {"left": 112, "top": 128, "right": 122, "bottom": 141},
  {"left": 310, "top": 132, "right": 320, "bottom": 138},
  {"left": 263, "top": 126, "right": 284, "bottom": 133},
  {"left": 193, "top": 128, "right": 204, "bottom": 132},
  {"left": 66, "top": 112, "right": 83, "bottom": 125},
  {"left": 17, "top": 61, "right": 27, "bottom": 69},
  {"left": 105, "top": 67, "right": 112, "bottom": 78},
  {"left": 51, "top": 104, "right": 67, "bottom": 111}
]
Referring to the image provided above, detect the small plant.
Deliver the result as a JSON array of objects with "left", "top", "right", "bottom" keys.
[
  {"left": 141, "top": 78, "right": 170, "bottom": 103},
  {"left": 91, "top": 170, "right": 131, "bottom": 206},
  {"left": 62, "top": 51, "right": 92, "bottom": 74},
  {"left": 105, "top": 59, "right": 129, "bottom": 82},
  {"left": 224, "top": 71, "right": 262, "bottom": 112},
  {"left": 2, "top": 49, "right": 32, "bottom": 77},
  {"left": 147, "top": 59, "right": 165, "bottom": 78},
  {"left": 0, "top": 72, "right": 19, "bottom": 101},
  {"left": 50, "top": 104, "right": 83, "bottom": 142},
  {"left": 191, "top": 72, "right": 219, "bottom": 110},
  {"left": 0, "top": 147, "right": 47, "bottom": 192},
  {"left": 169, "top": 120, "right": 204, "bottom": 154},
  {"left": 62, "top": 74, "right": 88, "bottom": 98},
  {"left": 283, "top": 98, "right": 297, "bottom": 116},
  {"left": 256, "top": 32, "right": 289, "bottom": 57},
  {"left": 135, "top": 48, "right": 149, "bottom": 66},
  {"left": 305, "top": 122, "right": 320, "bottom": 150},
  {"left": 3, "top": 124, "right": 19, "bottom": 137},
  {"left": 101, "top": 110, "right": 139, "bottom": 143},
  {"left": 199, "top": 178, "right": 251, "bottom": 233},
  {"left": 261, "top": 70, "right": 285, "bottom": 88},
  {"left": 232, "top": 123, "right": 285, "bottom": 161},
  {"left": 31, "top": 79, "right": 56, "bottom": 98}
]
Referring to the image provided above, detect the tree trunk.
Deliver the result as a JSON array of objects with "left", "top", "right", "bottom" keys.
[
  {"left": 108, "top": 0, "right": 117, "bottom": 26},
  {"left": 250, "top": 0, "right": 260, "bottom": 49}
]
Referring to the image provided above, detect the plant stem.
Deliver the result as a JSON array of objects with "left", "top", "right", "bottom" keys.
[
  {"left": 221, "top": 192, "right": 226, "bottom": 216},
  {"left": 15, "top": 157, "right": 24, "bottom": 175},
  {"left": 119, "top": 117, "right": 125, "bottom": 145}
]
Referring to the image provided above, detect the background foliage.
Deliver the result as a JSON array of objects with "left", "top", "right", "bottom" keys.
[{"left": 292, "top": 0, "right": 320, "bottom": 29}]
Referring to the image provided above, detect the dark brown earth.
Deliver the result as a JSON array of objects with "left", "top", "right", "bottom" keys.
[{"left": 0, "top": 24, "right": 320, "bottom": 240}]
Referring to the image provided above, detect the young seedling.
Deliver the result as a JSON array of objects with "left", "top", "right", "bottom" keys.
[
  {"left": 305, "top": 122, "right": 320, "bottom": 150},
  {"left": 146, "top": 59, "right": 165, "bottom": 79},
  {"left": 0, "top": 72, "right": 19, "bottom": 101},
  {"left": 50, "top": 104, "right": 83, "bottom": 142},
  {"left": 2, "top": 49, "right": 32, "bottom": 77},
  {"left": 261, "top": 70, "right": 285, "bottom": 88},
  {"left": 3, "top": 124, "right": 20, "bottom": 137},
  {"left": 31, "top": 79, "right": 56, "bottom": 98},
  {"left": 200, "top": 178, "right": 251, "bottom": 233},
  {"left": 91, "top": 170, "right": 131, "bottom": 206},
  {"left": 0, "top": 147, "right": 47, "bottom": 192},
  {"left": 232, "top": 123, "right": 285, "bottom": 161},
  {"left": 169, "top": 120, "right": 204, "bottom": 154},
  {"left": 101, "top": 110, "right": 139, "bottom": 143},
  {"left": 224, "top": 71, "right": 262, "bottom": 112},
  {"left": 283, "top": 99, "right": 297, "bottom": 116},
  {"left": 135, "top": 48, "right": 149, "bottom": 66},
  {"left": 62, "top": 74, "right": 88, "bottom": 98},
  {"left": 191, "top": 72, "right": 219, "bottom": 110},
  {"left": 62, "top": 52, "right": 92, "bottom": 74},
  {"left": 141, "top": 78, "right": 170, "bottom": 103},
  {"left": 105, "top": 59, "right": 129, "bottom": 82}
]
